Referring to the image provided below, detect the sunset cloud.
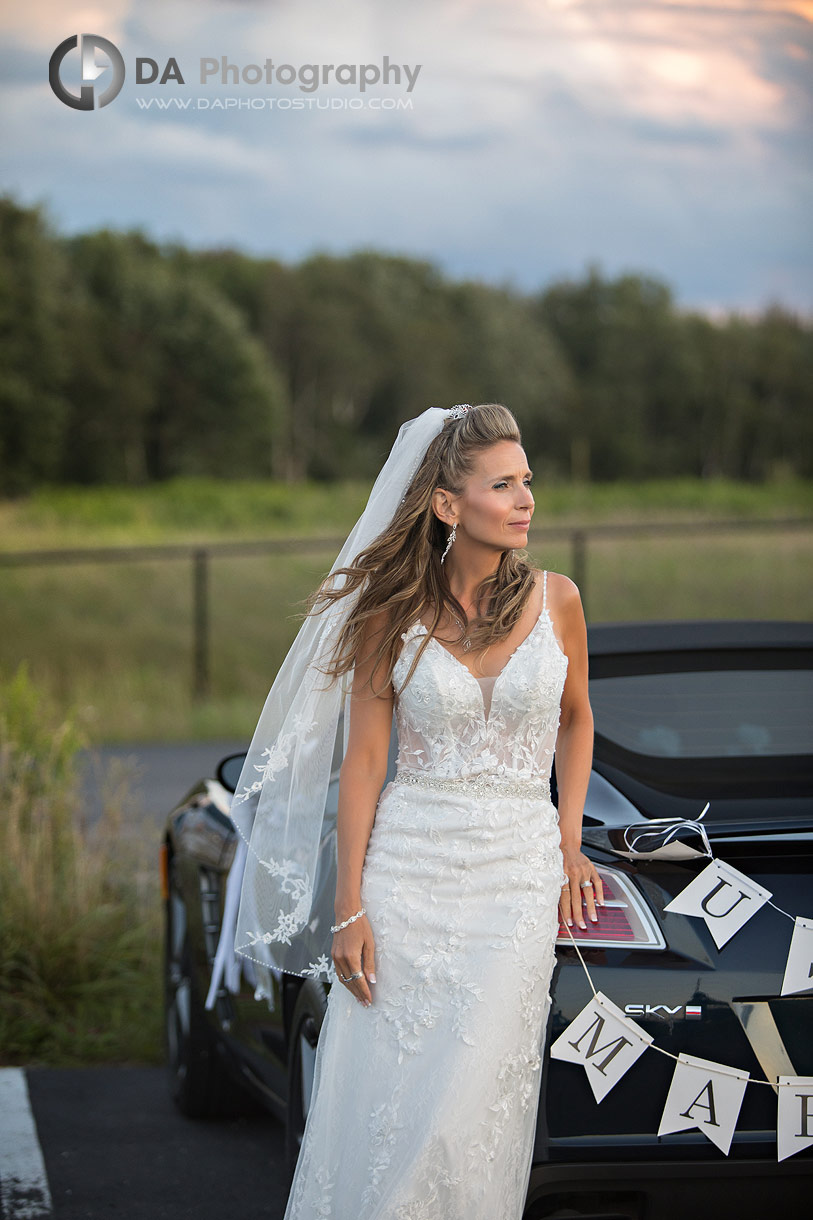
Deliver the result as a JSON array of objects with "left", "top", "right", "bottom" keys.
[{"left": 2, "top": 0, "right": 810, "bottom": 313}]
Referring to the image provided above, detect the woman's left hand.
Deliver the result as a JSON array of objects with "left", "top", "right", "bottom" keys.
[{"left": 559, "top": 846, "right": 604, "bottom": 930}]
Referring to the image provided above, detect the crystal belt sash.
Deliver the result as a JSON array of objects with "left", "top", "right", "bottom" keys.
[{"left": 391, "top": 767, "right": 551, "bottom": 801}]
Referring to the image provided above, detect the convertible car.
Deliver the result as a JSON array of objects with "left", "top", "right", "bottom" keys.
[{"left": 160, "top": 620, "right": 812, "bottom": 1217}]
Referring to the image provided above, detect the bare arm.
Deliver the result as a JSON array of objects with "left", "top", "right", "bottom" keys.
[
  {"left": 332, "top": 607, "right": 394, "bottom": 1007},
  {"left": 551, "top": 575, "right": 603, "bottom": 929}
]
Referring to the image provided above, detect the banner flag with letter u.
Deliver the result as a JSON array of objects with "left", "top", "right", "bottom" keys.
[{"left": 663, "top": 858, "right": 771, "bottom": 949}]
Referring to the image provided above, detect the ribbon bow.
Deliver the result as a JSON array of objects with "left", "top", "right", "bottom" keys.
[{"left": 622, "top": 801, "right": 712, "bottom": 859}]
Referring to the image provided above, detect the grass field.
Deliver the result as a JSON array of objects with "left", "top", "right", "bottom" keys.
[
  {"left": 1, "top": 476, "right": 810, "bottom": 743},
  {"left": 1, "top": 474, "right": 811, "bottom": 547}
]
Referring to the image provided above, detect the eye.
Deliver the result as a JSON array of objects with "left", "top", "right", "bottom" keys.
[{"left": 493, "top": 477, "right": 533, "bottom": 489}]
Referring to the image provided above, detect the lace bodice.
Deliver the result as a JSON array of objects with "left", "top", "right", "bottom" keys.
[{"left": 392, "top": 571, "right": 568, "bottom": 784}]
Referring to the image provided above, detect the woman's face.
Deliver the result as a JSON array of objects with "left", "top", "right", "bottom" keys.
[{"left": 437, "top": 440, "right": 535, "bottom": 552}]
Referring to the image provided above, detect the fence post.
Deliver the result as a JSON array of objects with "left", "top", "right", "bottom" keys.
[
  {"left": 193, "top": 548, "right": 209, "bottom": 701},
  {"left": 571, "top": 529, "right": 587, "bottom": 619}
]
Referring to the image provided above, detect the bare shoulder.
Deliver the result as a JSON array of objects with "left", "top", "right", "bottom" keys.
[
  {"left": 549, "top": 570, "right": 582, "bottom": 607},
  {"left": 357, "top": 604, "right": 397, "bottom": 660},
  {"left": 362, "top": 604, "right": 392, "bottom": 637},
  {"left": 530, "top": 568, "right": 581, "bottom": 608}
]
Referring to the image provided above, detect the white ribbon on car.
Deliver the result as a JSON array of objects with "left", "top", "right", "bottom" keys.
[{"left": 613, "top": 801, "right": 712, "bottom": 862}]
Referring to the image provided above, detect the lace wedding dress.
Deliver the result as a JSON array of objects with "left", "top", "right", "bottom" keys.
[{"left": 284, "top": 570, "right": 568, "bottom": 1219}]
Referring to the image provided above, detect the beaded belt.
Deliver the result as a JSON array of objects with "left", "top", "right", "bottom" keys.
[{"left": 391, "top": 767, "right": 551, "bottom": 801}]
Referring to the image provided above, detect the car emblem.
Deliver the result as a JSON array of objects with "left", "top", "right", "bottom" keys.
[{"left": 624, "top": 1003, "right": 703, "bottom": 1020}]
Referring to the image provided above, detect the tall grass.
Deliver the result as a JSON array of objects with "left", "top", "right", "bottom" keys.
[{"left": 0, "top": 662, "right": 162, "bottom": 1065}]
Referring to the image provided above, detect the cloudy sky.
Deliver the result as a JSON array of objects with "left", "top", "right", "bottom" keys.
[{"left": 3, "top": 0, "right": 812, "bottom": 315}]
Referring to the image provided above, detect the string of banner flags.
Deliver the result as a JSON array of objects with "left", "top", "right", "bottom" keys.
[{"left": 552, "top": 804, "right": 813, "bottom": 1162}]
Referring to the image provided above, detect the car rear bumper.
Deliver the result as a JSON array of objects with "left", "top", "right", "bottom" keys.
[{"left": 525, "top": 1154, "right": 812, "bottom": 1219}]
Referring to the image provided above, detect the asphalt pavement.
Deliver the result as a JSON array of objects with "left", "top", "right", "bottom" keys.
[
  {"left": 2, "top": 1067, "right": 288, "bottom": 1220},
  {"left": 74, "top": 741, "right": 247, "bottom": 825}
]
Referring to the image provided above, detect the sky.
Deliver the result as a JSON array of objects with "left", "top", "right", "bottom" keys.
[{"left": 3, "top": 0, "right": 812, "bottom": 317}]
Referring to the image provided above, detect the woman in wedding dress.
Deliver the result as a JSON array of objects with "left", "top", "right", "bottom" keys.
[{"left": 268, "top": 402, "right": 598, "bottom": 1219}]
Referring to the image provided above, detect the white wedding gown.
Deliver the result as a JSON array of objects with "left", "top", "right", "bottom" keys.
[{"left": 284, "top": 570, "right": 568, "bottom": 1220}]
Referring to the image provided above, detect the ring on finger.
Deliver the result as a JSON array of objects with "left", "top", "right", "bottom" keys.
[
  {"left": 340, "top": 970, "right": 364, "bottom": 982},
  {"left": 580, "top": 881, "right": 594, "bottom": 889}
]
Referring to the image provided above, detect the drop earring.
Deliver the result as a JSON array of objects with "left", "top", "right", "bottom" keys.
[{"left": 441, "top": 521, "right": 457, "bottom": 564}]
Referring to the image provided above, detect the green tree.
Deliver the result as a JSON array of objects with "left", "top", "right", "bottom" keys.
[
  {"left": 0, "top": 196, "right": 71, "bottom": 495},
  {"left": 537, "top": 263, "right": 708, "bottom": 480},
  {"left": 60, "top": 229, "right": 288, "bottom": 482},
  {"left": 446, "top": 279, "right": 575, "bottom": 480}
]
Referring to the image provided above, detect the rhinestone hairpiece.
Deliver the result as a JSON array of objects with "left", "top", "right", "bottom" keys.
[{"left": 398, "top": 403, "right": 473, "bottom": 506}]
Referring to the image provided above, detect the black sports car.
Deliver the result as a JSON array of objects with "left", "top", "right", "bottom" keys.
[{"left": 160, "top": 620, "right": 813, "bottom": 1217}]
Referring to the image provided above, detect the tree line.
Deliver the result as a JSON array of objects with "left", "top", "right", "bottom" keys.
[{"left": 0, "top": 192, "right": 810, "bottom": 497}]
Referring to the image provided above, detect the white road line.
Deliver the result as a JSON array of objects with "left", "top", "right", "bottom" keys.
[{"left": 0, "top": 1069, "right": 52, "bottom": 1219}]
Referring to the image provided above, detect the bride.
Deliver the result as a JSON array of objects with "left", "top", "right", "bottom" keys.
[{"left": 229, "top": 402, "right": 598, "bottom": 1219}]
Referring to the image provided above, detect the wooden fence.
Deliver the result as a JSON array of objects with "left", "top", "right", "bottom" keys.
[{"left": 1, "top": 517, "right": 809, "bottom": 700}]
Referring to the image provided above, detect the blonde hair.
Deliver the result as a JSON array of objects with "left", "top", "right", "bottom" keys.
[{"left": 302, "top": 402, "right": 537, "bottom": 697}]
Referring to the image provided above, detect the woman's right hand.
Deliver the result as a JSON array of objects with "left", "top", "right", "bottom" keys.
[{"left": 331, "top": 914, "right": 376, "bottom": 1007}]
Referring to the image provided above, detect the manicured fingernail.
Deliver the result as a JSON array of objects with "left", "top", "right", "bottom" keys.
[
  {"left": 590, "top": 915, "right": 598, "bottom": 923},
  {"left": 566, "top": 919, "right": 573, "bottom": 927},
  {"left": 579, "top": 921, "right": 587, "bottom": 930},
  {"left": 369, "top": 973, "right": 376, "bottom": 983}
]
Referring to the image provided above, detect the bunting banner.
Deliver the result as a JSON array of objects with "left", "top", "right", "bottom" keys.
[
  {"left": 552, "top": 805, "right": 813, "bottom": 1161},
  {"left": 663, "top": 858, "right": 772, "bottom": 949},
  {"left": 657, "top": 1053, "right": 749, "bottom": 1155},
  {"left": 777, "top": 1077, "right": 813, "bottom": 1163},
  {"left": 549, "top": 991, "right": 652, "bottom": 1102},
  {"left": 781, "top": 917, "right": 813, "bottom": 997}
]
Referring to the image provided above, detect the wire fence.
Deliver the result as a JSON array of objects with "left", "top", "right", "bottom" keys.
[{"left": 1, "top": 517, "right": 810, "bottom": 700}]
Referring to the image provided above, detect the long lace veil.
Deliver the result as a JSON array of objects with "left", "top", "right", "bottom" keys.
[{"left": 206, "top": 405, "right": 457, "bottom": 1007}]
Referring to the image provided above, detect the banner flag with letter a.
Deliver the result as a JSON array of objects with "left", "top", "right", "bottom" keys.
[
  {"left": 781, "top": 916, "right": 813, "bottom": 996},
  {"left": 657, "top": 1052, "right": 749, "bottom": 1155},
  {"left": 664, "top": 859, "right": 771, "bottom": 949},
  {"left": 549, "top": 991, "right": 653, "bottom": 1103},
  {"left": 777, "top": 1076, "right": 813, "bottom": 1162}
]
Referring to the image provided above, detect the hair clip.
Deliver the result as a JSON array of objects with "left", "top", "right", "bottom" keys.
[{"left": 447, "top": 403, "right": 472, "bottom": 420}]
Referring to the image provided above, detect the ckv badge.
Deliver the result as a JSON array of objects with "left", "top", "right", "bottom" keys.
[
  {"left": 49, "top": 34, "right": 125, "bottom": 110},
  {"left": 625, "top": 1003, "right": 703, "bottom": 1020}
]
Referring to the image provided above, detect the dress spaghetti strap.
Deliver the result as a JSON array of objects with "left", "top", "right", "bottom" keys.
[{"left": 542, "top": 568, "right": 548, "bottom": 613}]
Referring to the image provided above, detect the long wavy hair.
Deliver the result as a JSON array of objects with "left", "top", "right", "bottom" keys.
[{"left": 302, "top": 402, "right": 538, "bottom": 699}]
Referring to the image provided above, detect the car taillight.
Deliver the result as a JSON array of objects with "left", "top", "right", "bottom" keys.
[{"left": 555, "top": 864, "right": 665, "bottom": 950}]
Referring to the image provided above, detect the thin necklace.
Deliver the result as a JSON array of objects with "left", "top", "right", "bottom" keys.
[{"left": 451, "top": 611, "right": 473, "bottom": 651}]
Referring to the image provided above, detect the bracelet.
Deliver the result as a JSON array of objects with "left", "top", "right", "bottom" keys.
[{"left": 330, "top": 906, "right": 365, "bottom": 934}]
